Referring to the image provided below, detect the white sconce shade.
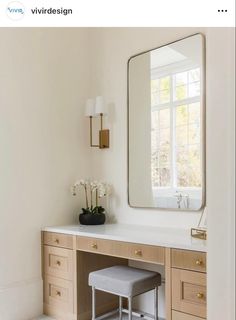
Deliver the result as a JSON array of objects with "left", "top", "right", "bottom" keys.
[
  {"left": 95, "top": 96, "right": 107, "bottom": 115},
  {"left": 85, "top": 99, "right": 95, "bottom": 117}
]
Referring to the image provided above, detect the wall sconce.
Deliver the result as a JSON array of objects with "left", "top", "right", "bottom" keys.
[{"left": 85, "top": 96, "right": 109, "bottom": 149}]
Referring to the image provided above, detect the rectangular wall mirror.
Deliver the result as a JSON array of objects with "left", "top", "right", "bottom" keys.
[{"left": 128, "top": 34, "right": 205, "bottom": 210}]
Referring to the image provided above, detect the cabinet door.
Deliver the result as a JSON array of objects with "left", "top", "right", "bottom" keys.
[
  {"left": 172, "top": 268, "right": 206, "bottom": 318},
  {"left": 44, "top": 275, "right": 74, "bottom": 319},
  {"left": 44, "top": 245, "right": 73, "bottom": 280}
]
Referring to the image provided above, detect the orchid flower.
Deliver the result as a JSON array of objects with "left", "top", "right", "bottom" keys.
[{"left": 71, "top": 179, "right": 111, "bottom": 212}]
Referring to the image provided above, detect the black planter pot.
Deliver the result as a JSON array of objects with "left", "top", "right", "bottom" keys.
[{"left": 79, "top": 212, "right": 106, "bottom": 225}]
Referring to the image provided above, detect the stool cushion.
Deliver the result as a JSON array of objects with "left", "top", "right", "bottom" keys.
[{"left": 89, "top": 265, "right": 161, "bottom": 297}]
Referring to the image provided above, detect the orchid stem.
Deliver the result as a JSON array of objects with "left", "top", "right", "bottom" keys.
[
  {"left": 84, "top": 186, "right": 89, "bottom": 208},
  {"left": 96, "top": 189, "right": 98, "bottom": 207},
  {"left": 90, "top": 188, "right": 93, "bottom": 209}
]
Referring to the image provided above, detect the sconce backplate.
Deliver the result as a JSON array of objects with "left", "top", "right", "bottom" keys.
[{"left": 99, "top": 129, "right": 109, "bottom": 149}]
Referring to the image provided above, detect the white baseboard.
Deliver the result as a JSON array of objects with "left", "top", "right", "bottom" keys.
[{"left": 0, "top": 277, "right": 43, "bottom": 320}]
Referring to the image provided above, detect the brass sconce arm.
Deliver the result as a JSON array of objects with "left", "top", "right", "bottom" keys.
[
  {"left": 89, "top": 116, "right": 99, "bottom": 147},
  {"left": 89, "top": 114, "right": 109, "bottom": 149}
]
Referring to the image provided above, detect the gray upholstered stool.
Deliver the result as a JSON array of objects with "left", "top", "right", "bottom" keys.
[{"left": 89, "top": 265, "right": 161, "bottom": 320}]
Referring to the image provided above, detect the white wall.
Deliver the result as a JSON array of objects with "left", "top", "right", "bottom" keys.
[
  {"left": 88, "top": 28, "right": 235, "bottom": 320},
  {"left": 0, "top": 28, "right": 91, "bottom": 320},
  {"left": 207, "top": 28, "right": 235, "bottom": 320}
]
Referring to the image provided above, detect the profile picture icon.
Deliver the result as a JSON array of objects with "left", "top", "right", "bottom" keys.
[{"left": 6, "top": 1, "right": 25, "bottom": 20}]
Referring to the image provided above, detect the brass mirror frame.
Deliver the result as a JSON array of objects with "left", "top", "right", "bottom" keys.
[{"left": 127, "top": 33, "right": 206, "bottom": 211}]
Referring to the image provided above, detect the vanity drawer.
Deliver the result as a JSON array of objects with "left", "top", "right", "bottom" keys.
[
  {"left": 172, "top": 310, "right": 204, "bottom": 320},
  {"left": 44, "top": 275, "right": 73, "bottom": 314},
  {"left": 44, "top": 245, "right": 73, "bottom": 280},
  {"left": 43, "top": 232, "right": 73, "bottom": 249},
  {"left": 172, "top": 249, "right": 206, "bottom": 272},
  {"left": 127, "top": 242, "right": 164, "bottom": 264},
  {"left": 77, "top": 236, "right": 165, "bottom": 264},
  {"left": 172, "top": 268, "right": 206, "bottom": 318}
]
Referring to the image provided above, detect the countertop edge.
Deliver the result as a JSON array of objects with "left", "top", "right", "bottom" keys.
[{"left": 42, "top": 225, "right": 207, "bottom": 253}]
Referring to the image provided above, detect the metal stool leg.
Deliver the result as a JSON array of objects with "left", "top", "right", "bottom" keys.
[
  {"left": 119, "top": 296, "right": 122, "bottom": 320},
  {"left": 154, "top": 287, "right": 158, "bottom": 320},
  {"left": 92, "top": 286, "right": 96, "bottom": 320},
  {"left": 128, "top": 296, "right": 132, "bottom": 320}
]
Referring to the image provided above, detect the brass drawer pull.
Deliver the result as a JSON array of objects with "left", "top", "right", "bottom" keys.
[
  {"left": 56, "top": 290, "right": 61, "bottom": 297},
  {"left": 195, "top": 259, "right": 203, "bottom": 266},
  {"left": 134, "top": 249, "right": 142, "bottom": 256},
  {"left": 196, "top": 292, "right": 204, "bottom": 299},
  {"left": 56, "top": 260, "right": 61, "bottom": 266},
  {"left": 54, "top": 239, "right": 59, "bottom": 244},
  {"left": 91, "top": 243, "right": 98, "bottom": 249}
]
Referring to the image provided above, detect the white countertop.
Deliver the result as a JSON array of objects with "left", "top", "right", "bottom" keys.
[{"left": 43, "top": 223, "right": 207, "bottom": 252}]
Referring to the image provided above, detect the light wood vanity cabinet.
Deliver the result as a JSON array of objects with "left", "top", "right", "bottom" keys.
[
  {"left": 42, "top": 230, "right": 207, "bottom": 320},
  {"left": 42, "top": 232, "right": 76, "bottom": 320},
  {"left": 171, "top": 249, "right": 207, "bottom": 319}
]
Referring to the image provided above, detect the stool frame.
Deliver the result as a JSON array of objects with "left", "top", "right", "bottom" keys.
[{"left": 91, "top": 286, "right": 159, "bottom": 320}]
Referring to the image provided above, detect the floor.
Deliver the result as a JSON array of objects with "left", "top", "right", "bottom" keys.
[
  {"left": 35, "top": 313, "right": 141, "bottom": 320},
  {"left": 35, "top": 317, "right": 53, "bottom": 320},
  {"left": 35, "top": 317, "right": 54, "bottom": 320}
]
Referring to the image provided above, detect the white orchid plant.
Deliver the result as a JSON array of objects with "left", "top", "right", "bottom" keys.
[{"left": 71, "top": 179, "right": 111, "bottom": 215}]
